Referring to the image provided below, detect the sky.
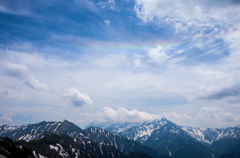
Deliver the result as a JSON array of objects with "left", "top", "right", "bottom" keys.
[{"left": 0, "top": 0, "right": 240, "bottom": 128}]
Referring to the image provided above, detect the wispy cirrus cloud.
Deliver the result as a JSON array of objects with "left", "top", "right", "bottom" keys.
[{"left": 98, "top": 0, "right": 118, "bottom": 11}]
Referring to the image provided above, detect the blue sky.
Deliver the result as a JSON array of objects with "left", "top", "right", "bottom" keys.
[{"left": 0, "top": 0, "right": 240, "bottom": 128}]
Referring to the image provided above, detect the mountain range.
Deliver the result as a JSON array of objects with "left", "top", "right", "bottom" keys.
[{"left": 0, "top": 118, "right": 240, "bottom": 158}]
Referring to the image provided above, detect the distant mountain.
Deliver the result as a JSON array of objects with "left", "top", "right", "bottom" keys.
[
  {"left": 96, "top": 118, "right": 240, "bottom": 158},
  {"left": 102, "top": 118, "right": 169, "bottom": 143},
  {"left": 182, "top": 126, "right": 240, "bottom": 145},
  {"left": 0, "top": 120, "right": 89, "bottom": 140},
  {"left": 98, "top": 118, "right": 212, "bottom": 158},
  {"left": 84, "top": 126, "right": 161, "bottom": 158}
]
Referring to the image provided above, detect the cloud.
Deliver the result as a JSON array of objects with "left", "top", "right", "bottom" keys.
[
  {"left": 206, "top": 85, "right": 240, "bottom": 100},
  {"left": 0, "top": 4, "right": 32, "bottom": 16},
  {"left": 133, "top": 0, "right": 240, "bottom": 39},
  {"left": 98, "top": 0, "right": 118, "bottom": 11},
  {"left": 162, "top": 112, "right": 192, "bottom": 125},
  {"left": 25, "top": 74, "right": 49, "bottom": 90},
  {"left": 84, "top": 106, "right": 239, "bottom": 128},
  {"left": 2, "top": 62, "right": 28, "bottom": 78},
  {"left": 1, "top": 62, "right": 49, "bottom": 91},
  {"left": 196, "top": 106, "right": 236, "bottom": 123},
  {"left": 0, "top": 90, "right": 9, "bottom": 97},
  {"left": 133, "top": 54, "right": 144, "bottom": 70},
  {"left": 231, "top": 104, "right": 240, "bottom": 111},
  {"left": 133, "top": 0, "right": 240, "bottom": 23},
  {"left": 0, "top": 113, "right": 14, "bottom": 122},
  {"left": 104, "top": 20, "right": 110, "bottom": 26},
  {"left": 101, "top": 107, "right": 161, "bottom": 122},
  {"left": 63, "top": 88, "right": 93, "bottom": 107},
  {"left": 147, "top": 45, "right": 171, "bottom": 64}
]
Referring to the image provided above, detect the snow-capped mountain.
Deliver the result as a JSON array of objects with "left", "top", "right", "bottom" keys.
[
  {"left": 18, "top": 131, "right": 44, "bottom": 142},
  {"left": 94, "top": 118, "right": 240, "bottom": 158},
  {"left": 1, "top": 118, "right": 240, "bottom": 158},
  {"left": 99, "top": 118, "right": 212, "bottom": 158},
  {"left": 102, "top": 118, "right": 169, "bottom": 143},
  {"left": 0, "top": 120, "right": 89, "bottom": 141},
  {"left": 84, "top": 126, "right": 160, "bottom": 158},
  {"left": 99, "top": 118, "right": 240, "bottom": 147},
  {"left": 16, "top": 134, "right": 126, "bottom": 158},
  {"left": 0, "top": 120, "right": 166, "bottom": 158},
  {"left": 182, "top": 126, "right": 240, "bottom": 145}
]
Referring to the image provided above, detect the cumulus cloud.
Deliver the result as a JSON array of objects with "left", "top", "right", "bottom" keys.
[
  {"left": 101, "top": 107, "right": 161, "bottom": 122},
  {"left": 25, "top": 74, "right": 48, "bottom": 90},
  {"left": 147, "top": 45, "right": 171, "bottom": 64},
  {"left": 162, "top": 112, "right": 192, "bottom": 125},
  {"left": 2, "top": 62, "right": 28, "bottom": 78},
  {"left": 0, "top": 113, "right": 14, "bottom": 122},
  {"left": 1, "top": 62, "right": 49, "bottom": 91},
  {"left": 85, "top": 107, "right": 240, "bottom": 128},
  {"left": 63, "top": 88, "right": 93, "bottom": 107},
  {"left": 196, "top": 106, "right": 236, "bottom": 123},
  {"left": 207, "top": 85, "right": 240, "bottom": 100}
]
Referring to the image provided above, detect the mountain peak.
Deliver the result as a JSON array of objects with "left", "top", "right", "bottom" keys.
[{"left": 160, "top": 117, "right": 170, "bottom": 122}]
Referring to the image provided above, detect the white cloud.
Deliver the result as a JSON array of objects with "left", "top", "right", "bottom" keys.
[
  {"left": 104, "top": 20, "right": 110, "bottom": 25},
  {"left": 162, "top": 112, "right": 192, "bottom": 125},
  {"left": 101, "top": 107, "right": 161, "bottom": 123},
  {"left": 196, "top": 106, "right": 236, "bottom": 123},
  {"left": 85, "top": 107, "right": 240, "bottom": 128},
  {"left": 98, "top": 0, "right": 118, "bottom": 11},
  {"left": 147, "top": 45, "right": 171, "bottom": 64},
  {"left": 25, "top": 74, "right": 49, "bottom": 90},
  {"left": 2, "top": 62, "right": 28, "bottom": 78},
  {"left": 0, "top": 113, "right": 14, "bottom": 122},
  {"left": 133, "top": 0, "right": 239, "bottom": 24},
  {"left": 63, "top": 88, "right": 93, "bottom": 107},
  {"left": 133, "top": 0, "right": 240, "bottom": 45},
  {"left": 133, "top": 54, "right": 144, "bottom": 70},
  {"left": 1, "top": 62, "right": 49, "bottom": 91},
  {"left": 93, "top": 53, "right": 130, "bottom": 69}
]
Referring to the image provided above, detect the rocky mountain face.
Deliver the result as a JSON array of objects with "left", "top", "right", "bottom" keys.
[
  {"left": 0, "top": 120, "right": 89, "bottom": 141},
  {"left": 84, "top": 126, "right": 160, "bottom": 158},
  {"left": 0, "top": 120, "right": 158, "bottom": 158},
  {"left": 98, "top": 118, "right": 240, "bottom": 158},
  {"left": 182, "top": 126, "right": 240, "bottom": 145},
  {"left": 16, "top": 134, "right": 126, "bottom": 158},
  {"left": 103, "top": 118, "right": 211, "bottom": 158},
  {"left": 1, "top": 118, "right": 240, "bottom": 158},
  {"left": 0, "top": 136, "right": 34, "bottom": 158}
]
